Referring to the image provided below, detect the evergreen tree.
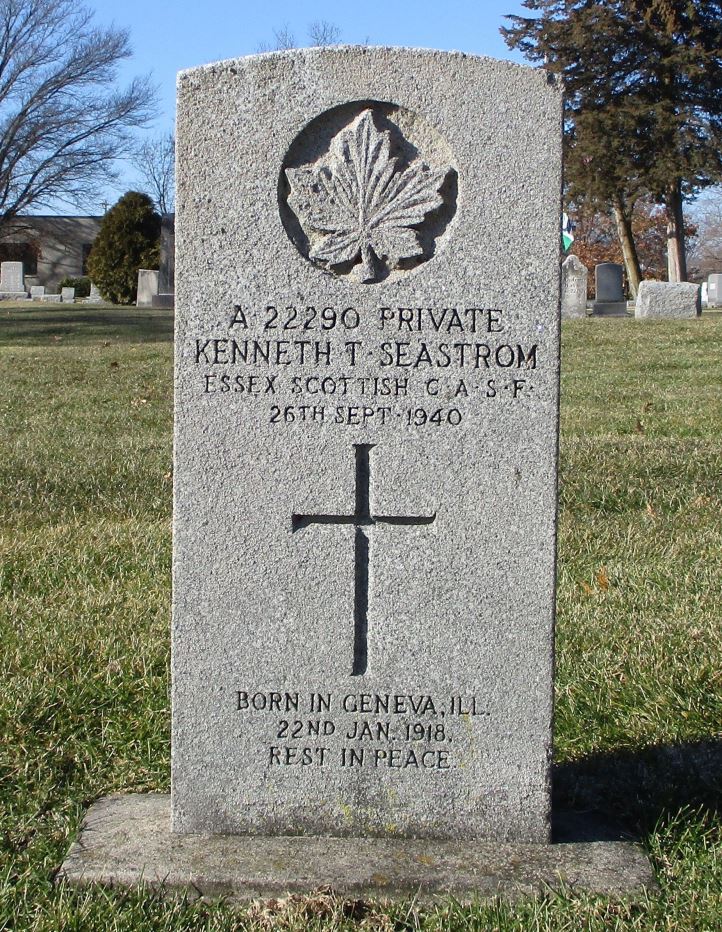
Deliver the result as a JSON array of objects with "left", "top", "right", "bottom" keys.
[
  {"left": 87, "top": 192, "right": 160, "bottom": 305},
  {"left": 502, "top": 0, "right": 722, "bottom": 285}
]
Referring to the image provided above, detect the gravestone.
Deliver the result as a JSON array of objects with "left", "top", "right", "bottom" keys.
[
  {"left": 171, "top": 47, "right": 562, "bottom": 846},
  {"left": 85, "top": 282, "right": 103, "bottom": 303},
  {"left": 635, "top": 281, "right": 701, "bottom": 319},
  {"left": 708, "top": 273, "right": 722, "bottom": 308},
  {"left": 0, "top": 261, "right": 27, "bottom": 298},
  {"left": 592, "top": 262, "right": 628, "bottom": 317},
  {"left": 152, "top": 213, "right": 175, "bottom": 308},
  {"left": 30, "top": 285, "right": 45, "bottom": 299},
  {"left": 40, "top": 293, "right": 62, "bottom": 303},
  {"left": 60, "top": 47, "right": 656, "bottom": 902},
  {"left": 136, "top": 269, "right": 159, "bottom": 307},
  {"left": 61, "top": 287, "right": 75, "bottom": 303},
  {"left": 560, "top": 255, "right": 588, "bottom": 318}
]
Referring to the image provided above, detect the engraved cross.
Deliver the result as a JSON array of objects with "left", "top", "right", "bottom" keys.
[{"left": 292, "top": 444, "right": 436, "bottom": 676}]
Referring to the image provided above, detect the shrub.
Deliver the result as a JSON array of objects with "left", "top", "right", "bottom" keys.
[
  {"left": 86, "top": 191, "right": 160, "bottom": 305},
  {"left": 58, "top": 276, "right": 91, "bottom": 298}
]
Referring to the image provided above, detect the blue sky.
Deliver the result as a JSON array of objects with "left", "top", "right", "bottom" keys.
[{"left": 88, "top": 0, "right": 531, "bottom": 204}]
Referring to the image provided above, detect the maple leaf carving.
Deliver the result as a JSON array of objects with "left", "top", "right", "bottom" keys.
[{"left": 286, "top": 109, "right": 449, "bottom": 282}]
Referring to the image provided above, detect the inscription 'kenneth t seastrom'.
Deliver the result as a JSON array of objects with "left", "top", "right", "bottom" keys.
[{"left": 194, "top": 302, "right": 538, "bottom": 369}]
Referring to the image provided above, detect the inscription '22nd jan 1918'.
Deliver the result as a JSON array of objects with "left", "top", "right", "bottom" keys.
[{"left": 235, "top": 690, "right": 490, "bottom": 771}]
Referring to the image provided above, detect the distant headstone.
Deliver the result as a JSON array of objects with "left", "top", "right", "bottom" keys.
[
  {"left": 635, "top": 281, "right": 701, "bottom": 319},
  {"left": 707, "top": 273, "right": 722, "bottom": 308},
  {"left": 61, "top": 287, "right": 75, "bottom": 303},
  {"left": 153, "top": 213, "right": 175, "bottom": 308},
  {"left": 560, "top": 255, "right": 588, "bottom": 318},
  {"left": 136, "top": 269, "right": 159, "bottom": 307},
  {"left": 86, "top": 282, "right": 103, "bottom": 303},
  {"left": 592, "top": 263, "right": 628, "bottom": 316},
  {"left": 0, "top": 261, "right": 27, "bottom": 297},
  {"left": 159, "top": 214, "right": 175, "bottom": 292},
  {"left": 40, "top": 293, "right": 62, "bottom": 303},
  {"left": 30, "top": 285, "right": 45, "bottom": 299},
  {"left": 59, "top": 47, "right": 656, "bottom": 904}
]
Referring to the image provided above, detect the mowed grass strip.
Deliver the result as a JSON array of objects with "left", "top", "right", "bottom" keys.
[{"left": 0, "top": 308, "right": 720, "bottom": 930}]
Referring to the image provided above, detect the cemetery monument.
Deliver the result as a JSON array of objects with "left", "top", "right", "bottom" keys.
[
  {"left": 152, "top": 213, "right": 176, "bottom": 308},
  {"left": 707, "top": 273, "right": 721, "bottom": 308},
  {"left": 592, "top": 262, "right": 628, "bottom": 316},
  {"left": 635, "top": 281, "right": 701, "bottom": 319},
  {"left": 136, "top": 269, "right": 160, "bottom": 307},
  {"left": 60, "top": 47, "right": 654, "bottom": 902},
  {"left": 0, "top": 261, "right": 27, "bottom": 299},
  {"left": 560, "top": 254, "right": 588, "bottom": 318}
]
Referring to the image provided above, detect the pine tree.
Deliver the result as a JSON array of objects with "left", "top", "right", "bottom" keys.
[
  {"left": 502, "top": 0, "right": 722, "bottom": 285},
  {"left": 87, "top": 192, "right": 160, "bottom": 305}
]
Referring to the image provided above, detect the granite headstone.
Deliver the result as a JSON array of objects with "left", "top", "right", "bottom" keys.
[
  {"left": 152, "top": 213, "right": 175, "bottom": 308},
  {"left": 136, "top": 269, "right": 159, "bottom": 307},
  {"left": 0, "top": 261, "right": 27, "bottom": 297},
  {"left": 171, "top": 47, "right": 562, "bottom": 844},
  {"left": 560, "top": 255, "right": 588, "bottom": 318},
  {"left": 635, "top": 281, "right": 701, "bottom": 319},
  {"left": 592, "top": 262, "right": 627, "bottom": 317},
  {"left": 707, "top": 273, "right": 721, "bottom": 308},
  {"left": 58, "top": 46, "right": 657, "bottom": 904},
  {"left": 86, "top": 282, "right": 103, "bottom": 303}
]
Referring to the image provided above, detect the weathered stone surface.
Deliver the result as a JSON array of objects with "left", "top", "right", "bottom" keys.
[
  {"left": 592, "top": 263, "right": 628, "bottom": 317},
  {"left": 137, "top": 269, "right": 159, "bottom": 307},
  {"left": 61, "top": 287, "right": 75, "bottom": 303},
  {"left": 30, "top": 285, "right": 45, "bottom": 298},
  {"left": 58, "top": 795, "right": 657, "bottom": 904},
  {"left": 40, "top": 293, "right": 62, "bottom": 303},
  {"left": 173, "top": 47, "right": 562, "bottom": 843},
  {"left": 635, "top": 281, "right": 701, "bottom": 319},
  {"left": 561, "top": 255, "right": 587, "bottom": 318}
]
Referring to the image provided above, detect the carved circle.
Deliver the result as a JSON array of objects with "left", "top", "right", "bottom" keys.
[{"left": 279, "top": 101, "right": 457, "bottom": 284}]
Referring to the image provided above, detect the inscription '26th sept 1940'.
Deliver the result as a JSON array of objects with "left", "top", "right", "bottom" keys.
[{"left": 192, "top": 303, "right": 541, "bottom": 427}]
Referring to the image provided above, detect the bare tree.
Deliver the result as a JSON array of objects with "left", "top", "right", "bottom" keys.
[
  {"left": 257, "top": 25, "right": 296, "bottom": 53},
  {"left": 258, "top": 21, "right": 341, "bottom": 52},
  {"left": 132, "top": 132, "right": 175, "bottom": 214},
  {"left": 0, "top": 0, "right": 155, "bottom": 227},
  {"left": 307, "top": 20, "right": 341, "bottom": 46},
  {"left": 688, "top": 189, "right": 722, "bottom": 281}
]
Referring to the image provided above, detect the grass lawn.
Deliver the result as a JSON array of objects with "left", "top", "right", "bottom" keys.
[{"left": 0, "top": 305, "right": 720, "bottom": 930}]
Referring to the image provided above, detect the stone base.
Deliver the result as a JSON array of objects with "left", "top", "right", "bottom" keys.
[
  {"left": 592, "top": 301, "right": 630, "bottom": 317},
  {"left": 151, "top": 293, "right": 174, "bottom": 308},
  {"left": 0, "top": 291, "right": 29, "bottom": 300},
  {"left": 57, "top": 795, "right": 656, "bottom": 904}
]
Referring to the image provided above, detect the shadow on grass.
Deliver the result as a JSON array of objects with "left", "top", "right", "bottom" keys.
[
  {"left": 0, "top": 306, "right": 174, "bottom": 345},
  {"left": 553, "top": 738, "right": 721, "bottom": 842}
]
